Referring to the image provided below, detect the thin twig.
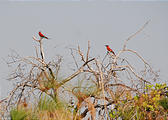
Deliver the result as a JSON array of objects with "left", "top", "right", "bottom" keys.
[{"left": 123, "top": 20, "right": 150, "bottom": 50}]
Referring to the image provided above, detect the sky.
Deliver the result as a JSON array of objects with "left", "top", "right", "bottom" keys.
[{"left": 0, "top": 1, "right": 168, "bottom": 98}]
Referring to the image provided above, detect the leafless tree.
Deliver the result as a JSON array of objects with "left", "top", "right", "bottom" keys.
[{"left": 0, "top": 21, "right": 159, "bottom": 120}]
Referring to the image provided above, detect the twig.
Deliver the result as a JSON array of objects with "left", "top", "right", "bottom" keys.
[
  {"left": 70, "top": 48, "right": 79, "bottom": 69},
  {"left": 58, "top": 58, "right": 95, "bottom": 87},
  {"left": 123, "top": 20, "right": 150, "bottom": 50}
]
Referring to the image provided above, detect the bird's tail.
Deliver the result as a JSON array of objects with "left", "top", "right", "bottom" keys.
[{"left": 44, "top": 36, "right": 49, "bottom": 39}]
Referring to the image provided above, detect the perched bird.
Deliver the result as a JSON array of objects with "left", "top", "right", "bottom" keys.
[
  {"left": 105, "top": 45, "right": 115, "bottom": 56},
  {"left": 39, "top": 31, "right": 48, "bottom": 39}
]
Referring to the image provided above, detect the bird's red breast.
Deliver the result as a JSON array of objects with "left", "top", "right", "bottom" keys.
[
  {"left": 105, "top": 45, "right": 115, "bottom": 55},
  {"left": 39, "top": 32, "right": 48, "bottom": 39}
]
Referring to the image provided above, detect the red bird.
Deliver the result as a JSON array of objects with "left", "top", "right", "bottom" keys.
[
  {"left": 105, "top": 45, "right": 115, "bottom": 55},
  {"left": 39, "top": 31, "right": 48, "bottom": 39}
]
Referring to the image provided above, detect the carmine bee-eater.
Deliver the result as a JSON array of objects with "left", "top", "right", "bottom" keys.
[
  {"left": 39, "top": 31, "right": 48, "bottom": 39},
  {"left": 105, "top": 45, "right": 115, "bottom": 56}
]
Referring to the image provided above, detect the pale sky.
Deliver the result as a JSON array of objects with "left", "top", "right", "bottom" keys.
[{"left": 0, "top": 1, "right": 168, "bottom": 98}]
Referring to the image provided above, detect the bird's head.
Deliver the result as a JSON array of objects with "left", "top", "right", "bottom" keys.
[{"left": 105, "top": 45, "right": 109, "bottom": 47}]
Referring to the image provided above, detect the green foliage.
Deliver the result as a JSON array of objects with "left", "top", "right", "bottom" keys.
[
  {"left": 159, "top": 98, "right": 168, "bottom": 110},
  {"left": 9, "top": 94, "right": 71, "bottom": 120},
  {"left": 8, "top": 82, "right": 168, "bottom": 120},
  {"left": 37, "top": 94, "right": 63, "bottom": 111},
  {"left": 109, "top": 83, "right": 168, "bottom": 120},
  {"left": 10, "top": 108, "right": 28, "bottom": 120}
]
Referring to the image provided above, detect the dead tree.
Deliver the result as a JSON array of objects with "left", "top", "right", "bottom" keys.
[{"left": 0, "top": 21, "right": 159, "bottom": 120}]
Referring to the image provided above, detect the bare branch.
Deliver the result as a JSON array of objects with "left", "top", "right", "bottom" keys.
[
  {"left": 123, "top": 20, "right": 150, "bottom": 50},
  {"left": 58, "top": 58, "right": 95, "bottom": 87}
]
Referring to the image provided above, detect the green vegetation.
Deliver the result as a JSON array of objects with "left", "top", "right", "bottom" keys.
[
  {"left": 10, "top": 109, "right": 28, "bottom": 120},
  {"left": 8, "top": 83, "right": 167, "bottom": 120}
]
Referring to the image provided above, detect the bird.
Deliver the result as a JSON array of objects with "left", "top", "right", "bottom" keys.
[
  {"left": 39, "top": 31, "right": 48, "bottom": 39},
  {"left": 105, "top": 45, "right": 115, "bottom": 56}
]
